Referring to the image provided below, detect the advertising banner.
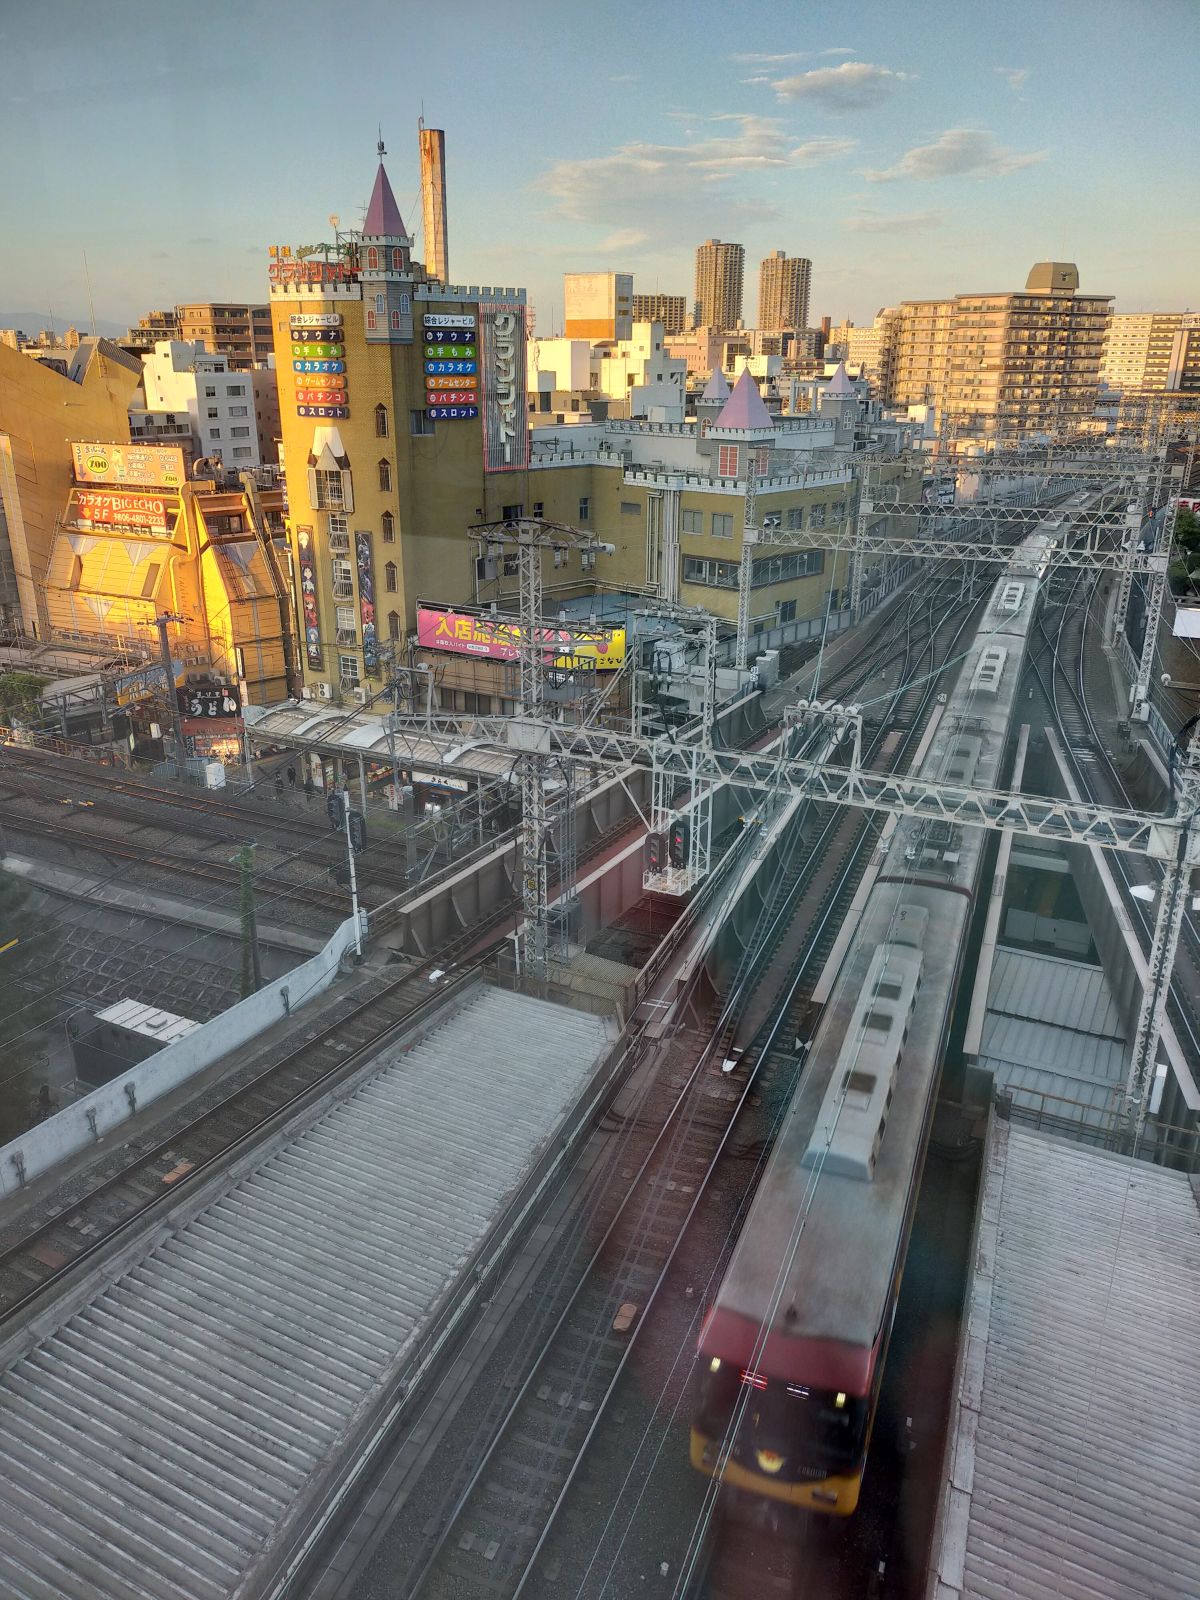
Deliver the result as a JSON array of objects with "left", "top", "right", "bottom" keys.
[
  {"left": 296, "top": 527, "right": 323, "bottom": 668},
  {"left": 478, "top": 304, "right": 529, "bottom": 472},
  {"left": 71, "top": 442, "right": 186, "bottom": 489},
  {"left": 290, "top": 312, "right": 343, "bottom": 328},
  {"left": 417, "top": 606, "right": 625, "bottom": 668},
  {"left": 423, "top": 313, "right": 476, "bottom": 329},
  {"left": 74, "top": 490, "right": 173, "bottom": 533},
  {"left": 355, "top": 530, "right": 378, "bottom": 673}
]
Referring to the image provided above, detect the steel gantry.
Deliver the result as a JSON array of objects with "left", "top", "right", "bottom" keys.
[
  {"left": 464, "top": 518, "right": 614, "bottom": 979},
  {"left": 390, "top": 695, "right": 1200, "bottom": 1141}
]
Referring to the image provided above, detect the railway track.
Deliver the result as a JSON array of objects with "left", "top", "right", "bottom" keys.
[{"left": 307, "top": 578, "right": 987, "bottom": 1600}]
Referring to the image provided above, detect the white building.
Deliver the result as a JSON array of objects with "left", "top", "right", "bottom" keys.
[
  {"left": 527, "top": 321, "right": 687, "bottom": 423},
  {"left": 138, "top": 340, "right": 275, "bottom": 469}
]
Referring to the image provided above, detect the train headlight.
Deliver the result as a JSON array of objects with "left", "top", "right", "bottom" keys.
[
  {"left": 709, "top": 1357, "right": 721, "bottom": 1373},
  {"left": 835, "top": 1392, "right": 847, "bottom": 1409},
  {"left": 756, "top": 1449, "right": 785, "bottom": 1475}
]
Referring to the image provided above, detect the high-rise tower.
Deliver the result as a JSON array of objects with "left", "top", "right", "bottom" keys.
[
  {"left": 758, "top": 251, "right": 812, "bottom": 332},
  {"left": 694, "top": 240, "right": 745, "bottom": 331}
]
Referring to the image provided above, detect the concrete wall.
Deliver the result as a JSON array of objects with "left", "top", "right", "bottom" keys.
[{"left": 0, "top": 913, "right": 364, "bottom": 1198}]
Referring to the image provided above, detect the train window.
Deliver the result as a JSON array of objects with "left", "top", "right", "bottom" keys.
[
  {"left": 876, "top": 979, "right": 903, "bottom": 1002},
  {"left": 863, "top": 1010, "right": 893, "bottom": 1037},
  {"left": 846, "top": 1070, "right": 877, "bottom": 1096}
]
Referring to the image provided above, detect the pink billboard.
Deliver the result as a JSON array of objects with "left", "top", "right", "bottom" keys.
[{"left": 417, "top": 606, "right": 626, "bottom": 667}]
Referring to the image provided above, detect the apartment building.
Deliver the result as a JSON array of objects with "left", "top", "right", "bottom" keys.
[
  {"left": 758, "top": 251, "right": 812, "bottom": 332},
  {"left": 694, "top": 240, "right": 745, "bottom": 331}
]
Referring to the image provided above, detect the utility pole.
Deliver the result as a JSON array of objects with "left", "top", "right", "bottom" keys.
[
  {"left": 734, "top": 463, "right": 758, "bottom": 672},
  {"left": 234, "top": 842, "right": 263, "bottom": 996},
  {"left": 150, "top": 611, "right": 189, "bottom": 781}
]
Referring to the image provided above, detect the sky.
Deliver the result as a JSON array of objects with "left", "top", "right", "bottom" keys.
[{"left": 1, "top": 0, "right": 1197, "bottom": 337}]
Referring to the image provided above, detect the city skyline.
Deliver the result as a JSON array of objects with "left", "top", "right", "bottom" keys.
[{"left": 1, "top": 0, "right": 1197, "bottom": 336}]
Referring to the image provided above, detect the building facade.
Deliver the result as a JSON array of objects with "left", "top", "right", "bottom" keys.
[
  {"left": 694, "top": 240, "right": 745, "bottom": 332},
  {"left": 140, "top": 341, "right": 277, "bottom": 470},
  {"left": 563, "top": 273, "right": 633, "bottom": 341},
  {"left": 528, "top": 322, "right": 687, "bottom": 422},
  {"left": 631, "top": 294, "right": 688, "bottom": 335},
  {"left": 175, "top": 304, "right": 274, "bottom": 370},
  {"left": 0, "top": 340, "right": 141, "bottom": 639},
  {"left": 758, "top": 251, "right": 812, "bottom": 332},
  {"left": 1100, "top": 312, "right": 1200, "bottom": 395},
  {"left": 884, "top": 263, "right": 1112, "bottom": 447}
]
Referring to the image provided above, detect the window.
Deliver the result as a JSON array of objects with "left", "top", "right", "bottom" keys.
[
  {"left": 712, "top": 512, "right": 733, "bottom": 539},
  {"left": 332, "top": 559, "right": 353, "bottom": 598},
  {"left": 229, "top": 405, "right": 248, "bottom": 417},
  {"left": 381, "top": 511, "right": 395, "bottom": 543},
  {"left": 378, "top": 459, "right": 392, "bottom": 492},
  {"left": 375, "top": 293, "right": 385, "bottom": 317},
  {"left": 717, "top": 444, "right": 740, "bottom": 478},
  {"left": 786, "top": 506, "right": 803, "bottom": 530},
  {"left": 367, "top": 310, "right": 377, "bottom": 330},
  {"left": 810, "top": 503, "right": 827, "bottom": 528},
  {"left": 315, "top": 469, "right": 344, "bottom": 510},
  {"left": 228, "top": 385, "right": 245, "bottom": 397},
  {"left": 532, "top": 502, "right": 544, "bottom": 517},
  {"left": 578, "top": 497, "right": 590, "bottom": 521},
  {"left": 391, "top": 310, "right": 401, "bottom": 331},
  {"left": 339, "top": 653, "right": 361, "bottom": 685},
  {"left": 336, "top": 604, "right": 356, "bottom": 629},
  {"left": 832, "top": 500, "right": 846, "bottom": 523},
  {"left": 232, "top": 446, "right": 253, "bottom": 459},
  {"left": 777, "top": 599, "right": 797, "bottom": 625},
  {"left": 621, "top": 501, "right": 639, "bottom": 515},
  {"left": 392, "top": 247, "right": 404, "bottom": 270},
  {"left": 140, "top": 563, "right": 161, "bottom": 600},
  {"left": 328, "top": 514, "right": 349, "bottom": 551},
  {"left": 502, "top": 503, "right": 524, "bottom": 520},
  {"left": 366, "top": 246, "right": 379, "bottom": 270},
  {"left": 207, "top": 407, "right": 219, "bottom": 419},
  {"left": 231, "top": 426, "right": 250, "bottom": 437},
  {"left": 411, "top": 409, "right": 435, "bottom": 435},
  {"left": 209, "top": 427, "right": 221, "bottom": 439},
  {"left": 683, "top": 549, "right": 823, "bottom": 589},
  {"left": 385, "top": 561, "right": 398, "bottom": 593},
  {"left": 204, "top": 386, "right": 216, "bottom": 398},
  {"left": 375, "top": 404, "right": 389, "bottom": 438},
  {"left": 388, "top": 610, "right": 401, "bottom": 640},
  {"left": 680, "top": 508, "right": 702, "bottom": 536},
  {"left": 753, "top": 447, "right": 770, "bottom": 476}
]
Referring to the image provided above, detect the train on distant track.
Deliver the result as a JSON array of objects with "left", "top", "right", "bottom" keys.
[{"left": 690, "top": 519, "right": 1064, "bottom": 1516}]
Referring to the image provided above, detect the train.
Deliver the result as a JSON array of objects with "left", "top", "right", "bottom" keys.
[{"left": 690, "top": 521, "right": 1063, "bottom": 1516}]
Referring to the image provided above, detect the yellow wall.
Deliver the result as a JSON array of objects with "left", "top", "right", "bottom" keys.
[{"left": 0, "top": 344, "right": 139, "bottom": 636}]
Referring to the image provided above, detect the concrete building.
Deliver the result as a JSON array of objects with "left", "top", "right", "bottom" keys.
[
  {"left": 563, "top": 272, "right": 633, "bottom": 341},
  {"left": 1100, "top": 311, "right": 1200, "bottom": 394},
  {"left": 884, "top": 263, "right": 1112, "bottom": 448},
  {"left": 176, "top": 303, "right": 274, "bottom": 370},
  {"left": 527, "top": 321, "right": 687, "bottom": 422},
  {"left": 694, "top": 240, "right": 745, "bottom": 332},
  {"left": 124, "top": 309, "right": 182, "bottom": 354},
  {"left": 41, "top": 443, "right": 293, "bottom": 705},
  {"left": 824, "top": 312, "right": 897, "bottom": 394},
  {"left": 758, "top": 250, "right": 811, "bottom": 332},
  {"left": 0, "top": 339, "right": 141, "bottom": 639},
  {"left": 140, "top": 340, "right": 277, "bottom": 469},
  {"left": 631, "top": 294, "right": 688, "bottom": 335}
]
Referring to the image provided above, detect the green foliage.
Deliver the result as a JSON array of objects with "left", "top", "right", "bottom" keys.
[
  {"left": 1170, "top": 509, "right": 1200, "bottom": 596},
  {"left": 0, "top": 672, "right": 48, "bottom": 720},
  {"left": 0, "top": 870, "right": 60, "bottom": 1142}
]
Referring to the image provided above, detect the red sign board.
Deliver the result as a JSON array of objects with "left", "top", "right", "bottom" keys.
[
  {"left": 416, "top": 605, "right": 626, "bottom": 667},
  {"left": 74, "top": 489, "right": 172, "bottom": 532}
]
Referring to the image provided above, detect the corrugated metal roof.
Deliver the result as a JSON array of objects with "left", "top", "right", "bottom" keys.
[
  {"left": 928, "top": 1121, "right": 1200, "bottom": 1600},
  {"left": 0, "top": 986, "right": 612, "bottom": 1600},
  {"left": 989, "top": 948, "right": 1123, "bottom": 1038},
  {"left": 244, "top": 703, "right": 523, "bottom": 782},
  {"left": 94, "top": 998, "right": 200, "bottom": 1043},
  {"left": 979, "top": 949, "right": 1127, "bottom": 1130}
]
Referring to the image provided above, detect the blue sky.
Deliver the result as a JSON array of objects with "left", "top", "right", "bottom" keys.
[{"left": 1, "top": 0, "right": 1196, "bottom": 334}]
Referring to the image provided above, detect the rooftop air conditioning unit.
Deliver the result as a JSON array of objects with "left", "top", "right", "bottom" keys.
[
  {"left": 315, "top": 681, "right": 334, "bottom": 701},
  {"left": 352, "top": 687, "right": 367, "bottom": 705}
]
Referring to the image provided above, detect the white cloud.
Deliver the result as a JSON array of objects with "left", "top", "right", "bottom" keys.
[
  {"left": 772, "top": 61, "right": 910, "bottom": 110},
  {"left": 610, "top": 72, "right": 640, "bottom": 83},
  {"left": 842, "top": 207, "right": 945, "bottom": 233},
  {"left": 536, "top": 116, "right": 855, "bottom": 228},
  {"left": 821, "top": 47, "right": 856, "bottom": 57},
  {"left": 864, "top": 128, "right": 1046, "bottom": 182},
  {"left": 732, "top": 51, "right": 808, "bottom": 65},
  {"left": 597, "top": 228, "right": 648, "bottom": 250},
  {"left": 995, "top": 66, "right": 1029, "bottom": 91}
]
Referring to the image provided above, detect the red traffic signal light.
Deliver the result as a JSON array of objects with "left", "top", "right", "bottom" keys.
[
  {"left": 644, "top": 831, "right": 665, "bottom": 871},
  {"left": 668, "top": 817, "right": 689, "bottom": 868}
]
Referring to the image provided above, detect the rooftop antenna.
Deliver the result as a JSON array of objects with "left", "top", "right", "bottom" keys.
[
  {"left": 377, "top": 126, "right": 386, "bottom": 160},
  {"left": 82, "top": 251, "right": 97, "bottom": 336}
]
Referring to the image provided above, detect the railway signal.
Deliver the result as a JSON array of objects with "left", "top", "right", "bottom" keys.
[
  {"left": 668, "top": 817, "right": 690, "bottom": 869},
  {"left": 644, "top": 832, "right": 665, "bottom": 872},
  {"left": 327, "top": 790, "right": 345, "bottom": 832},
  {"left": 347, "top": 810, "right": 367, "bottom": 854}
]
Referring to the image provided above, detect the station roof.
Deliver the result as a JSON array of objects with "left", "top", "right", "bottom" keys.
[
  {"left": 244, "top": 701, "right": 523, "bottom": 784},
  {"left": 977, "top": 948, "right": 1127, "bottom": 1131},
  {"left": 927, "top": 1119, "right": 1200, "bottom": 1600},
  {"left": 0, "top": 982, "right": 613, "bottom": 1600}
]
